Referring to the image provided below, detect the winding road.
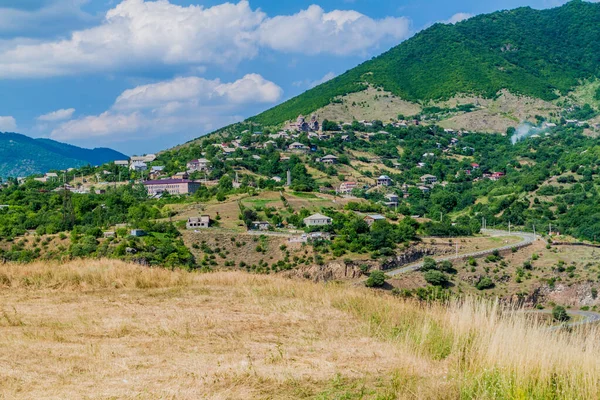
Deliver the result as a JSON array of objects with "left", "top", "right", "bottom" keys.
[{"left": 386, "top": 229, "right": 538, "bottom": 277}]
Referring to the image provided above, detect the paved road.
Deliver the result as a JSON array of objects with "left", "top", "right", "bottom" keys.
[
  {"left": 386, "top": 229, "right": 538, "bottom": 277},
  {"left": 528, "top": 309, "right": 600, "bottom": 330}
]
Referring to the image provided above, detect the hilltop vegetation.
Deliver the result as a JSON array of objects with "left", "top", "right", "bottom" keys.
[{"left": 252, "top": 0, "right": 600, "bottom": 126}]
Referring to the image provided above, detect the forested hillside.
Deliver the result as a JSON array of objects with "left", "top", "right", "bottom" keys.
[
  {"left": 0, "top": 132, "right": 127, "bottom": 177},
  {"left": 251, "top": 0, "right": 600, "bottom": 126}
]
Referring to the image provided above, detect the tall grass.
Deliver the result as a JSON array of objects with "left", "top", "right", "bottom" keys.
[
  {"left": 0, "top": 259, "right": 192, "bottom": 290},
  {"left": 1, "top": 261, "right": 599, "bottom": 398}
]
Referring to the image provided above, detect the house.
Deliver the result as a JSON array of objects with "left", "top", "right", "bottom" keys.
[
  {"left": 471, "top": 163, "right": 480, "bottom": 169},
  {"left": 272, "top": 176, "right": 282, "bottom": 183},
  {"left": 417, "top": 186, "right": 431, "bottom": 194},
  {"left": 187, "top": 216, "right": 210, "bottom": 229},
  {"left": 304, "top": 213, "right": 333, "bottom": 227},
  {"left": 130, "top": 229, "right": 147, "bottom": 237},
  {"left": 384, "top": 193, "right": 399, "bottom": 205},
  {"left": 338, "top": 182, "right": 357, "bottom": 195},
  {"left": 172, "top": 172, "right": 189, "bottom": 180},
  {"left": 252, "top": 221, "right": 271, "bottom": 231},
  {"left": 376, "top": 175, "right": 393, "bottom": 187},
  {"left": 103, "top": 231, "right": 116, "bottom": 238},
  {"left": 130, "top": 160, "right": 148, "bottom": 172},
  {"left": 490, "top": 172, "right": 506, "bottom": 181},
  {"left": 288, "top": 142, "right": 309, "bottom": 152},
  {"left": 420, "top": 174, "right": 438, "bottom": 185},
  {"left": 187, "top": 159, "right": 210, "bottom": 172},
  {"left": 364, "top": 214, "right": 386, "bottom": 227},
  {"left": 114, "top": 160, "right": 129, "bottom": 167},
  {"left": 143, "top": 179, "right": 202, "bottom": 196},
  {"left": 319, "top": 155, "right": 338, "bottom": 164}
]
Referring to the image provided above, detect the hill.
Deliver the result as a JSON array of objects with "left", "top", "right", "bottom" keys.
[
  {"left": 0, "top": 132, "right": 127, "bottom": 178},
  {"left": 1, "top": 260, "right": 599, "bottom": 399},
  {"left": 250, "top": 0, "right": 600, "bottom": 128}
]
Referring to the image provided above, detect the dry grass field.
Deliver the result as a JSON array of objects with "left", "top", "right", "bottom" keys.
[{"left": 1, "top": 260, "right": 600, "bottom": 399}]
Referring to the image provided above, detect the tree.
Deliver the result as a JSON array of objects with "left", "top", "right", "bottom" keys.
[
  {"left": 422, "top": 257, "right": 437, "bottom": 271},
  {"left": 365, "top": 270, "right": 386, "bottom": 288},
  {"left": 423, "top": 270, "right": 448, "bottom": 287},
  {"left": 552, "top": 305, "right": 570, "bottom": 322}
]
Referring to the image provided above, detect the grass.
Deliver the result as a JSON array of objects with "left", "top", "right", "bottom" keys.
[{"left": 1, "top": 260, "right": 600, "bottom": 399}]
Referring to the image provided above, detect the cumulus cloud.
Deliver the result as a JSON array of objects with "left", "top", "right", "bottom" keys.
[
  {"left": 293, "top": 71, "right": 337, "bottom": 89},
  {"left": 37, "top": 108, "right": 76, "bottom": 121},
  {"left": 0, "top": 0, "right": 412, "bottom": 78},
  {"left": 443, "top": 13, "right": 473, "bottom": 24},
  {"left": 0, "top": 116, "right": 17, "bottom": 132},
  {"left": 114, "top": 73, "right": 282, "bottom": 111},
  {"left": 257, "top": 5, "right": 410, "bottom": 55},
  {"left": 51, "top": 74, "right": 282, "bottom": 142}
]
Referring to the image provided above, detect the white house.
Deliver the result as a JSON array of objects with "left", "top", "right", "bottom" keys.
[
  {"left": 377, "top": 175, "right": 393, "bottom": 187},
  {"left": 288, "top": 142, "right": 309, "bottom": 152},
  {"left": 319, "top": 155, "right": 338, "bottom": 164},
  {"left": 420, "top": 174, "right": 438, "bottom": 185},
  {"left": 130, "top": 160, "right": 148, "bottom": 172},
  {"left": 187, "top": 158, "right": 210, "bottom": 172},
  {"left": 304, "top": 213, "right": 333, "bottom": 227}
]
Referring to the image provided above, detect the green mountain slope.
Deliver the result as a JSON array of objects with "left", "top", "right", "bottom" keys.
[
  {"left": 251, "top": 0, "right": 600, "bottom": 126},
  {"left": 0, "top": 132, "right": 127, "bottom": 178}
]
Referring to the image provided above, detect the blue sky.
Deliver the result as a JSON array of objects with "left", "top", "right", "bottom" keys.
[{"left": 0, "top": 0, "right": 572, "bottom": 155}]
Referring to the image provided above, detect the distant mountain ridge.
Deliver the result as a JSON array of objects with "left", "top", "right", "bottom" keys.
[
  {"left": 0, "top": 132, "right": 127, "bottom": 178},
  {"left": 249, "top": 0, "right": 600, "bottom": 126}
]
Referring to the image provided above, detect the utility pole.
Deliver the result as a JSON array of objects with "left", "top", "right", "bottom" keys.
[
  {"left": 455, "top": 242, "right": 459, "bottom": 259},
  {"left": 533, "top": 224, "right": 536, "bottom": 239},
  {"left": 508, "top": 221, "right": 511, "bottom": 235},
  {"left": 440, "top": 211, "right": 443, "bottom": 223},
  {"left": 549, "top": 223, "right": 552, "bottom": 236}
]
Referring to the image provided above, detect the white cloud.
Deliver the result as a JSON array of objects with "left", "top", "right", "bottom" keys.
[
  {"left": 293, "top": 71, "right": 337, "bottom": 89},
  {"left": 257, "top": 5, "right": 410, "bottom": 55},
  {"left": 52, "top": 111, "right": 144, "bottom": 141},
  {"left": 0, "top": 0, "right": 412, "bottom": 78},
  {"left": 37, "top": 108, "right": 76, "bottom": 121},
  {"left": 114, "top": 73, "right": 282, "bottom": 111},
  {"left": 51, "top": 73, "right": 282, "bottom": 143},
  {"left": 0, "top": 116, "right": 17, "bottom": 131},
  {"left": 443, "top": 13, "right": 473, "bottom": 24}
]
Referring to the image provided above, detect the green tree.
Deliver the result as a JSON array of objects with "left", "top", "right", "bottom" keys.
[{"left": 365, "top": 270, "right": 387, "bottom": 288}]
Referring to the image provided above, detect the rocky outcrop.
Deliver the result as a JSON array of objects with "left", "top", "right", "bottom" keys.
[
  {"left": 283, "top": 261, "right": 366, "bottom": 282},
  {"left": 505, "top": 282, "right": 600, "bottom": 308}
]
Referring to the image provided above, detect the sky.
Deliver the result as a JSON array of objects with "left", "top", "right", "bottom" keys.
[{"left": 0, "top": 0, "right": 575, "bottom": 155}]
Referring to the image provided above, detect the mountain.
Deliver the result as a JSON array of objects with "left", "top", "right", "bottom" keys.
[
  {"left": 0, "top": 132, "right": 127, "bottom": 178},
  {"left": 250, "top": 0, "right": 600, "bottom": 127}
]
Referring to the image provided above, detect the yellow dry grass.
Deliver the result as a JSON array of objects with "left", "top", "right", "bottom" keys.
[{"left": 1, "top": 260, "right": 599, "bottom": 399}]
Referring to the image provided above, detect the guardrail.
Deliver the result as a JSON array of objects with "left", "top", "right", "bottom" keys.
[{"left": 386, "top": 230, "right": 538, "bottom": 276}]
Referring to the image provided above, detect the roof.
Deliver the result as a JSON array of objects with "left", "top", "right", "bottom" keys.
[
  {"left": 189, "top": 215, "right": 210, "bottom": 223},
  {"left": 151, "top": 166, "right": 165, "bottom": 171},
  {"left": 304, "top": 213, "right": 332, "bottom": 221},
  {"left": 377, "top": 175, "right": 391, "bottom": 180},
  {"left": 421, "top": 174, "right": 436, "bottom": 179},
  {"left": 366, "top": 214, "right": 386, "bottom": 220},
  {"left": 289, "top": 142, "right": 307, "bottom": 147},
  {"left": 321, "top": 155, "right": 338, "bottom": 159},
  {"left": 143, "top": 179, "right": 197, "bottom": 185}
]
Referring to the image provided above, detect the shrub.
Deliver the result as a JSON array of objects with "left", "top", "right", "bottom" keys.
[
  {"left": 476, "top": 277, "right": 495, "bottom": 290},
  {"left": 423, "top": 270, "right": 449, "bottom": 287},
  {"left": 365, "top": 270, "right": 386, "bottom": 288},
  {"left": 422, "top": 257, "right": 437, "bottom": 271},
  {"left": 552, "top": 305, "right": 570, "bottom": 322}
]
